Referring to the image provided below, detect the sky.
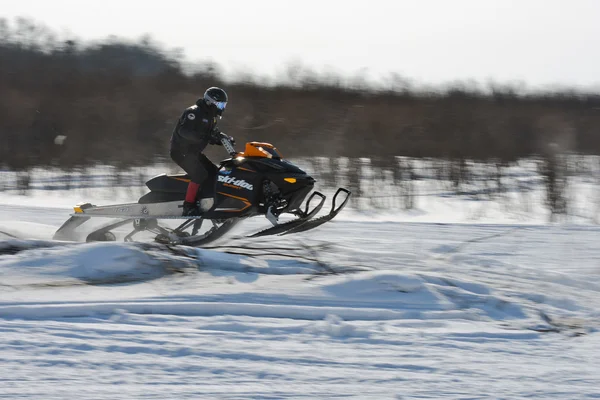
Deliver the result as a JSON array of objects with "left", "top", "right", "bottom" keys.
[{"left": 2, "top": 0, "right": 600, "bottom": 90}]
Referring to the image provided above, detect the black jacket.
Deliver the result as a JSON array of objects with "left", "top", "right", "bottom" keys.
[{"left": 170, "top": 101, "right": 220, "bottom": 156}]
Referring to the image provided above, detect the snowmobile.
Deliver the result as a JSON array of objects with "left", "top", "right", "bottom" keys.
[{"left": 53, "top": 136, "right": 351, "bottom": 246}]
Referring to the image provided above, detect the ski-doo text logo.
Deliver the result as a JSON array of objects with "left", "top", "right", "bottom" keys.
[{"left": 218, "top": 175, "right": 254, "bottom": 191}]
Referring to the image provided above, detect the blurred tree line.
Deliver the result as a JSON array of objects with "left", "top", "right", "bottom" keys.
[{"left": 1, "top": 17, "right": 600, "bottom": 174}]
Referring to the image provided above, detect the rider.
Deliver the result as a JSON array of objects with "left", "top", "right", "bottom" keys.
[{"left": 170, "top": 86, "right": 233, "bottom": 216}]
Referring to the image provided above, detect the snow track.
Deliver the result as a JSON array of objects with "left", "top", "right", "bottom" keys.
[{"left": 1, "top": 203, "right": 599, "bottom": 398}]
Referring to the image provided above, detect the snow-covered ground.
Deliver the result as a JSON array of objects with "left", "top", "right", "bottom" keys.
[{"left": 1, "top": 179, "right": 599, "bottom": 398}]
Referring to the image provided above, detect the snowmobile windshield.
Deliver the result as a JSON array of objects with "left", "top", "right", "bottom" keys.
[{"left": 241, "top": 142, "right": 283, "bottom": 159}]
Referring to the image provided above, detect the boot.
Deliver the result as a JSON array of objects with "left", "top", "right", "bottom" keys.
[
  {"left": 182, "top": 201, "right": 200, "bottom": 216},
  {"left": 183, "top": 181, "right": 201, "bottom": 216}
]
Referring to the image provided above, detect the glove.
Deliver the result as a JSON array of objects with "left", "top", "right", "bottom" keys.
[
  {"left": 208, "top": 128, "right": 235, "bottom": 147},
  {"left": 208, "top": 128, "right": 222, "bottom": 145}
]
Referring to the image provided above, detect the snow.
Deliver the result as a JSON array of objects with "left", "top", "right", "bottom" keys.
[
  {"left": 0, "top": 241, "right": 167, "bottom": 286},
  {"left": 1, "top": 169, "right": 600, "bottom": 399}
]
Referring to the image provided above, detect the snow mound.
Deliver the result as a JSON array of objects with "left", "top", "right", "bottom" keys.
[
  {"left": 0, "top": 242, "right": 167, "bottom": 286},
  {"left": 322, "top": 270, "right": 453, "bottom": 310},
  {"left": 322, "top": 270, "right": 528, "bottom": 320}
]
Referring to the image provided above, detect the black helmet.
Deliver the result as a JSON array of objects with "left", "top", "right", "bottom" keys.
[{"left": 203, "top": 87, "right": 228, "bottom": 116}]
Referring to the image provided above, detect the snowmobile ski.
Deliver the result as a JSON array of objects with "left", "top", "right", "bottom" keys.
[
  {"left": 163, "top": 218, "right": 241, "bottom": 246},
  {"left": 249, "top": 191, "right": 326, "bottom": 237},
  {"left": 281, "top": 188, "right": 351, "bottom": 235}
]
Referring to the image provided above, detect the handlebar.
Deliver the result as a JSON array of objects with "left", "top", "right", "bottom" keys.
[{"left": 220, "top": 135, "right": 237, "bottom": 156}]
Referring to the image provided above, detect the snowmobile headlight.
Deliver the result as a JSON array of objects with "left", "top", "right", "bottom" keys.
[{"left": 284, "top": 178, "right": 297, "bottom": 183}]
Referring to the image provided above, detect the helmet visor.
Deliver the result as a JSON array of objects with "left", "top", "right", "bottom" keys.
[{"left": 206, "top": 95, "right": 227, "bottom": 110}]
